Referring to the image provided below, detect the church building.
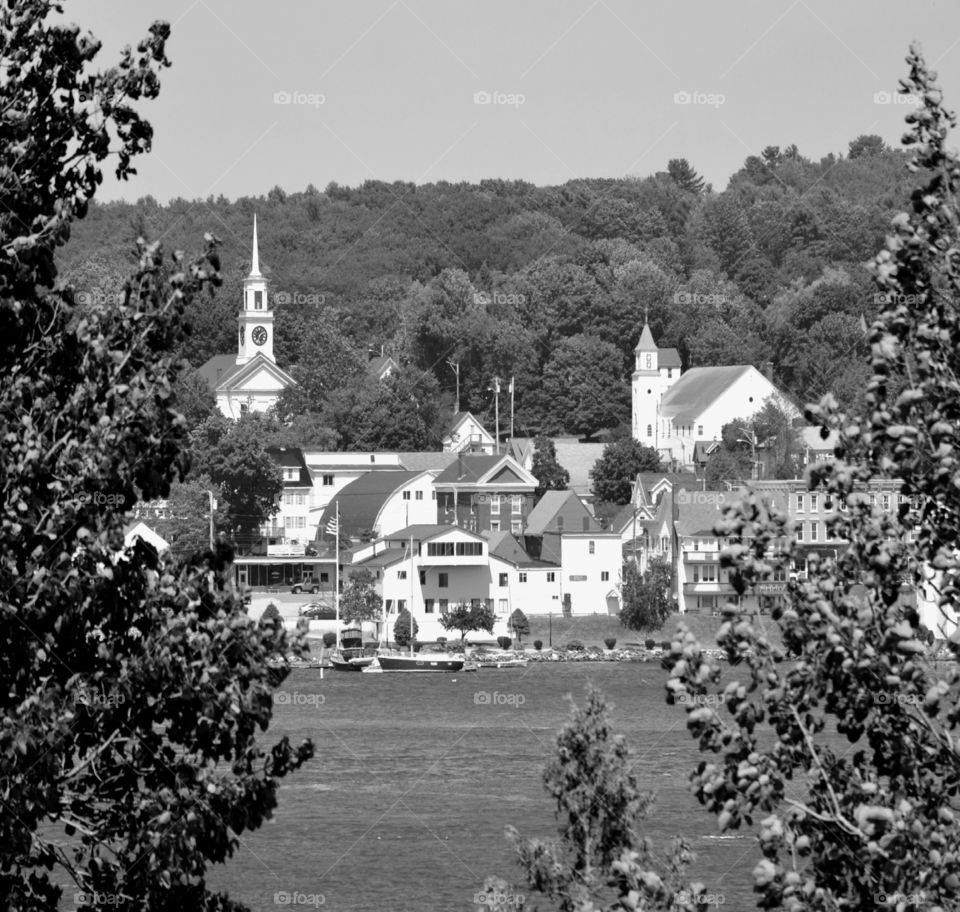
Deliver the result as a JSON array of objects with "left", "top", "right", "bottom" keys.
[
  {"left": 199, "top": 217, "right": 295, "bottom": 419},
  {"left": 631, "top": 322, "right": 798, "bottom": 469}
]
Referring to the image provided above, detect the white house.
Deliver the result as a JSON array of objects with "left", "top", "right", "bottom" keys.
[
  {"left": 632, "top": 321, "right": 799, "bottom": 469},
  {"left": 442, "top": 412, "right": 497, "bottom": 455},
  {"left": 199, "top": 217, "right": 295, "bottom": 419},
  {"left": 260, "top": 447, "right": 313, "bottom": 551},
  {"left": 302, "top": 451, "right": 406, "bottom": 522}
]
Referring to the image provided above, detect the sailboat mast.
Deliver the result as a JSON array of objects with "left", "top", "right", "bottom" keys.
[
  {"left": 334, "top": 500, "right": 340, "bottom": 641},
  {"left": 409, "top": 534, "right": 415, "bottom": 657}
]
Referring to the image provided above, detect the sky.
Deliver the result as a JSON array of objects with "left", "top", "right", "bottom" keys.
[{"left": 57, "top": 0, "right": 960, "bottom": 202}]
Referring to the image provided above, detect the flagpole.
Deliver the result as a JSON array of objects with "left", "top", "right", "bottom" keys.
[
  {"left": 510, "top": 377, "right": 514, "bottom": 444},
  {"left": 493, "top": 376, "right": 500, "bottom": 455},
  {"left": 334, "top": 501, "right": 339, "bottom": 635}
]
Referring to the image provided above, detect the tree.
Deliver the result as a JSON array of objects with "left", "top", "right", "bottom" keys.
[
  {"left": 260, "top": 602, "right": 281, "bottom": 625},
  {"left": 137, "top": 475, "right": 223, "bottom": 563},
  {"left": 666, "top": 46, "right": 960, "bottom": 912},
  {"left": 169, "top": 361, "right": 216, "bottom": 431},
  {"left": 0, "top": 6, "right": 312, "bottom": 909},
  {"left": 508, "top": 608, "right": 530, "bottom": 646},
  {"left": 666, "top": 158, "right": 706, "bottom": 195},
  {"left": 340, "top": 568, "right": 382, "bottom": 623},
  {"left": 538, "top": 334, "right": 630, "bottom": 438},
  {"left": 439, "top": 602, "right": 495, "bottom": 643},
  {"left": 531, "top": 435, "right": 569, "bottom": 502},
  {"left": 393, "top": 607, "right": 418, "bottom": 647},
  {"left": 848, "top": 133, "right": 887, "bottom": 159},
  {"left": 188, "top": 412, "right": 284, "bottom": 552},
  {"left": 590, "top": 438, "right": 662, "bottom": 506},
  {"left": 619, "top": 557, "right": 673, "bottom": 631},
  {"left": 506, "top": 687, "right": 695, "bottom": 911}
]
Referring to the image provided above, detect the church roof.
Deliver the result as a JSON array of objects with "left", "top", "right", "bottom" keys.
[
  {"left": 198, "top": 354, "right": 239, "bottom": 391},
  {"left": 635, "top": 323, "right": 657, "bottom": 352},
  {"left": 659, "top": 365, "right": 755, "bottom": 425},
  {"left": 212, "top": 352, "right": 295, "bottom": 392},
  {"left": 659, "top": 348, "right": 682, "bottom": 368}
]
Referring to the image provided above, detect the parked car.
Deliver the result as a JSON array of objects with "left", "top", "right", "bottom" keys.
[
  {"left": 298, "top": 603, "right": 336, "bottom": 620},
  {"left": 291, "top": 578, "right": 319, "bottom": 594}
]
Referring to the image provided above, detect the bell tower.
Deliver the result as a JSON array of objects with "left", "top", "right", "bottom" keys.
[
  {"left": 632, "top": 319, "right": 665, "bottom": 444},
  {"left": 237, "top": 215, "right": 275, "bottom": 365}
]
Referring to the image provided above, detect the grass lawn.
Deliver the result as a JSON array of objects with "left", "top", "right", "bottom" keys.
[{"left": 519, "top": 611, "right": 783, "bottom": 649}]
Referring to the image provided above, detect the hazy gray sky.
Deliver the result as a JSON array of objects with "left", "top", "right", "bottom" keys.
[{"left": 60, "top": 0, "right": 960, "bottom": 202}]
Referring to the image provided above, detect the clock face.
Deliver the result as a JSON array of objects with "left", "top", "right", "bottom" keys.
[{"left": 252, "top": 325, "right": 268, "bottom": 346}]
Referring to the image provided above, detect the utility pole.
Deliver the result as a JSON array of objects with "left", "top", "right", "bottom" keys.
[
  {"left": 206, "top": 490, "right": 217, "bottom": 550},
  {"left": 447, "top": 360, "right": 460, "bottom": 414},
  {"left": 495, "top": 377, "right": 501, "bottom": 454},
  {"left": 509, "top": 376, "right": 515, "bottom": 443}
]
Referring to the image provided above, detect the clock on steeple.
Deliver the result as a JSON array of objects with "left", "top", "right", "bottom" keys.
[{"left": 236, "top": 215, "right": 275, "bottom": 365}]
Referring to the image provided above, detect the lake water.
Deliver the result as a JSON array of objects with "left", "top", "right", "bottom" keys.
[{"left": 208, "top": 662, "right": 764, "bottom": 912}]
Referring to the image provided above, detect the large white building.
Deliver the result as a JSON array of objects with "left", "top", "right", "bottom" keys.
[
  {"left": 199, "top": 217, "right": 295, "bottom": 419},
  {"left": 632, "top": 322, "right": 798, "bottom": 468}
]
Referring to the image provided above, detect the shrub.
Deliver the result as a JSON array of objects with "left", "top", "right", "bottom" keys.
[
  {"left": 566, "top": 639, "right": 585, "bottom": 651},
  {"left": 660, "top": 640, "right": 670, "bottom": 650},
  {"left": 497, "top": 635, "right": 513, "bottom": 650},
  {"left": 604, "top": 637, "right": 617, "bottom": 649},
  {"left": 260, "top": 602, "right": 281, "bottom": 624},
  {"left": 322, "top": 631, "right": 336, "bottom": 648},
  {"left": 436, "top": 636, "right": 447, "bottom": 648},
  {"left": 533, "top": 640, "right": 543, "bottom": 651},
  {"left": 644, "top": 638, "right": 656, "bottom": 649},
  {"left": 509, "top": 608, "right": 530, "bottom": 645}
]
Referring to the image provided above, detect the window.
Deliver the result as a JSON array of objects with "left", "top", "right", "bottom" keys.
[
  {"left": 698, "top": 425, "right": 703, "bottom": 436},
  {"left": 796, "top": 494, "right": 805, "bottom": 512},
  {"left": 499, "top": 573, "right": 508, "bottom": 587},
  {"left": 589, "top": 541, "right": 595, "bottom": 554},
  {"left": 646, "top": 424, "right": 652, "bottom": 437},
  {"left": 398, "top": 570, "right": 407, "bottom": 580},
  {"left": 547, "top": 571, "right": 555, "bottom": 582},
  {"left": 693, "top": 564, "right": 717, "bottom": 583},
  {"left": 796, "top": 523, "right": 804, "bottom": 542},
  {"left": 438, "top": 573, "right": 448, "bottom": 588},
  {"left": 693, "top": 539, "right": 699, "bottom": 551},
  {"left": 419, "top": 570, "right": 426, "bottom": 585},
  {"left": 645, "top": 354, "right": 652, "bottom": 369},
  {"left": 439, "top": 598, "right": 448, "bottom": 613},
  {"left": 882, "top": 493, "right": 891, "bottom": 510},
  {"left": 556, "top": 516, "right": 564, "bottom": 531},
  {"left": 519, "top": 572, "right": 528, "bottom": 583},
  {"left": 511, "top": 521, "right": 522, "bottom": 535},
  {"left": 870, "top": 493, "right": 877, "bottom": 506},
  {"left": 402, "top": 490, "right": 411, "bottom": 500},
  {"left": 667, "top": 368, "right": 673, "bottom": 378},
  {"left": 512, "top": 495, "right": 523, "bottom": 515},
  {"left": 424, "top": 599, "right": 435, "bottom": 614},
  {"left": 810, "top": 522, "right": 819, "bottom": 542},
  {"left": 397, "top": 599, "right": 406, "bottom": 611},
  {"left": 498, "top": 599, "right": 508, "bottom": 615},
  {"left": 491, "top": 495, "right": 500, "bottom": 515},
  {"left": 490, "top": 521, "right": 500, "bottom": 532},
  {"left": 385, "top": 599, "right": 393, "bottom": 611},
  {"left": 601, "top": 571, "right": 609, "bottom": 581},
  {"left": 415, "top": 490, "right": 423, "bottom": 501},
  {"left": 322, "top": 474, "right": 334, "bottom": 486},
  {"left": 254, "top": 290, "right": 263, "bottom": 309},
  {"left": 320, "top": 572, "right": 329, "bottom": 583}
]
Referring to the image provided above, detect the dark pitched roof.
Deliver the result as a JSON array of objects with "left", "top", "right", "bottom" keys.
[
  {"left": 266, "top": 446, "right": 311, "bottom": 487},
  {"left": 525, "top": 490, "right": 602, "bottom": 535},
  {"left": 197, "top": 354, "right": 238, "bottom": 391},
  {"left": 433, "top": 454, "right": 504, "bottom": 485},
  {"left": 318, "top": 471, "right": 422, "bottom": 539},
  {"left": 659, "top": 347, "right": 682, "bottom": 369},
  {"left": 675, "top": 500, "right": 730, "bottom": 538},
  {"left": 659, "top": 366, "right": 755, "bottom": 425},
  {"left": 355, "top": 547, "right": 408, "bottom": 568}
]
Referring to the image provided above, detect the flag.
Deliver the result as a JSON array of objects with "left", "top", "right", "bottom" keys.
[{"left": 326, "top": 517, "right": 339, "bottom": 536}]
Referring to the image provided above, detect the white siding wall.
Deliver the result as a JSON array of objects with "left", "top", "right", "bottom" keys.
[
  {"left": 560, "top": 535, "right": 622, "bottom": 614},
  {"left": 377, "top": 479, "right": 437, "bottom": 537}
]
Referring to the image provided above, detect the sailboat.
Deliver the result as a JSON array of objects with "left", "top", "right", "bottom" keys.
[
  {"left": 366, "top": 535, "right": 464, "bottom": 673},
  {"left": 327, "top": 502, "right": 375, "bottom": 672}
]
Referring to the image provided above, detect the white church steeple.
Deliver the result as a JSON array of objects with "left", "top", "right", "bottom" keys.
[{"left": 237, "top": 215, "right": 275, "bottom": 365}]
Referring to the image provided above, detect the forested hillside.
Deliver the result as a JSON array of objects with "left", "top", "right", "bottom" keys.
[{"left": 58, "top": 137, "right": 920, "bottom": 440}]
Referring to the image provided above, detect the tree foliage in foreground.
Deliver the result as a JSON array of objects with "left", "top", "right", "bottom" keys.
[
  {"left": 0, "top": 5, "right": 312, "bottom": 910},
  {"left": 666, "top": 45, "right": 960, "bottom": 911}
]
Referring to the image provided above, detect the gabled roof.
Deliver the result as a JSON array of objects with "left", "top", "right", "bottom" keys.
[
  {"left": 659, "top": 366, "right": 756, "bottom": 425},
  {"left": 635, "top": 323, "right": 657, "bottom": 352},
  {"left": 693, "top": 440, "right": 722, "bottom": 464},
  {"left": 266, "top": 446, "right": 311, "bottom": 487},
  {"left": 675, "top": 500, "right": 729, "bottom": 538},
  {"left": 659, "top": 348, "right": 682, "bottom": 369},
  {"left": 369, "top": 355, "right": 397, "bottom": 379},
  {"left": 384, "top": 524, "right": 486, "bottom": 543},
  {"left": 197, "top": 354, "right": 239, "bottom": 391},
  {"left": 318, "top": 470, "right": 424, "bottom": 539},
  {"left": 444, "top": 411, "right": 493, "bottom": 440},
  {"left": 433, "top": 454, "right": 536, "bottom": 487},
  {"left": 525, "top": 490, "right": 602, "bottom": 535},
  {"left": 396, "top": 452, "right": 459, "bottom": 473},
  {"left": 213, "top": 352, "right": 295, "bottom": 392},
  {"left": 485, "top": 531, "right": 531, "bottom": 564}
]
